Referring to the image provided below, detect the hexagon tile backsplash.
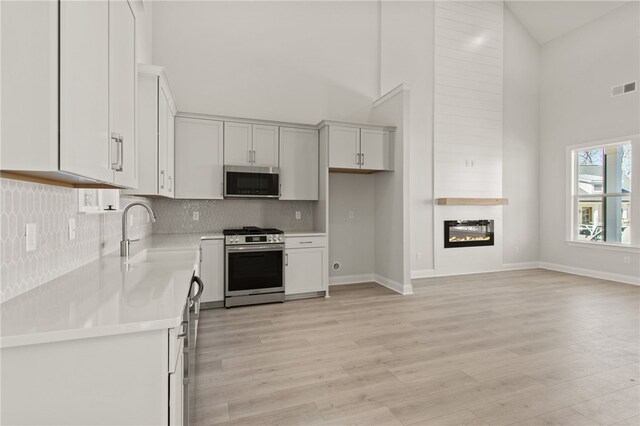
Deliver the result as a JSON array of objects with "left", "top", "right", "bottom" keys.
[{"left": 0, "top": 178, "right": 152, "bottom": 302}]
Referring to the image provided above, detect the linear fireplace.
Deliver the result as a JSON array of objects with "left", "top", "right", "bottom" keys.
[{"left": 444, "top": 220, "right": 495, "bottom": 248}]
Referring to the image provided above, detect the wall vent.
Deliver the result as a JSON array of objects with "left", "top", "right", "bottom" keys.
[{"left": 612, "top": 81, "right": 637, "bottom": 97}]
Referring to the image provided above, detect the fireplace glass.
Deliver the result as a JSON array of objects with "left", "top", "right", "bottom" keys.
[{"left": 444, "top": 220, "right": 495, "bottom": 248}]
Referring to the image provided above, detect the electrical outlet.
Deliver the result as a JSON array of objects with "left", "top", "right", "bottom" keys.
[
  {"left": 193, "top": 211, "right": 199, "bottom": 221},
  {"left": 348, "top": 211, "right": 355, "bottom": 220},
  {"left": 623, "top": 256, "right": 631, "bottom": 264},
  {"left": 295, "top": 211, "right": 301, "bottom": 220},
  {"left": 68, "top": 218, "right": 76, "bottom": 241},
  {"left": 416, "top": 252, "right": 422, "bottom": 260},
  {"left": 25, "top": 223, "right": 36, "bottom": 252}
]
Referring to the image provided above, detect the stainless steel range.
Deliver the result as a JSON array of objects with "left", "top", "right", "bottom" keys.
[{"left": 224, "top": 226, "right": 285, "bottom": 307}]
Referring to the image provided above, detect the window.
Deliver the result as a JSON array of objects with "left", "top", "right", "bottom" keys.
[{"left": 572, "top": 142, "right": 632, "bottom": 244}]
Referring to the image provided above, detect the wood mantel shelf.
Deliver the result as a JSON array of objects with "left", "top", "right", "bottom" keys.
[{"left": 436, "top": 198, "right": 509, "bottom": 206}]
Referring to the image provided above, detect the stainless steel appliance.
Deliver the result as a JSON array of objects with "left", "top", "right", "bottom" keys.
[
  {"left": 224, "top": 166, "right": 280, "bottom": 198},
  {"left": 224, "top": 226, "right": 285, "bottom": 307},
  {"left": 180, "top": 274, "right": 203, "bottom": 426}
]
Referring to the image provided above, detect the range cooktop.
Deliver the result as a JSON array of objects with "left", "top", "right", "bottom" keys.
[{"left": 223, "top": 226, "right": 284, "bottom": 236}]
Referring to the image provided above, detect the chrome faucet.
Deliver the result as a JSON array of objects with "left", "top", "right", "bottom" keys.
[{"left": 121, "top": 202, "right": 156, "bottom": 257}]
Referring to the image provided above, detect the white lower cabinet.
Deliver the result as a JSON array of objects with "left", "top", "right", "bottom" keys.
[
  {"left": 1, "top": 326, "right": 187, "bottom": 425},
  {"left": 200, "top": 239, "right": 225, "bottom": 304},
  {"left": 285, "top": 237, "right": 328, "bottom": 296}
]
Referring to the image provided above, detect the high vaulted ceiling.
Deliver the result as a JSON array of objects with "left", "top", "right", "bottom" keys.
[{"left": 505, "top": 1, "right": 629, "bottom": 44}]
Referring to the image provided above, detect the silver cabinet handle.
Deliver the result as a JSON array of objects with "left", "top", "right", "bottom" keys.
[
  {"left": 160, "top": 170, "right": 165, "bottom": 189},
  {"left": 111, "top": 133, "right": 122, "bottom": 171},
  {"left": 116, "top": 136, "right": 124, "bottom": 172},
  {"left": 361, "top": 153, "right": 365, "bottom": 166},
  {"left": 177, "top": 320, "right": 188, "bottom": 338},
  {"left": 252, "top": 150, "right": 256, "bottom": 164},
  {"left": 248, "top": 149, "right": 252, "bottom": 163},
  {"left": 285, "top": 253, "right": 288, "bottom": 266},
  {"left": 168, "top": 176, "right": 173, "bottom": 192},
  {"left": 356, "top": 152, "right": 360, "bottom": 165}
]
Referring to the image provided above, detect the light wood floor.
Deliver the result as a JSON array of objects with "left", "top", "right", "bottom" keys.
[{"left": 194, "top": 269, "right": 640, "bottom": 426}]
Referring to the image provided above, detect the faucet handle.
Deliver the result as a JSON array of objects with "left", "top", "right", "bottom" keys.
[{"left": 129, "top": 238, "right": 140, "bottom": 243}]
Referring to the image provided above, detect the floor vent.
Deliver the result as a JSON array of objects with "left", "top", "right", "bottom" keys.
[{"left": 612, "top": 81, "right": 636, "bottom": 97}]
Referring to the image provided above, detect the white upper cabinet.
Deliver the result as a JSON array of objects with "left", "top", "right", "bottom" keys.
[
  {"left": 279, "top": 127, "right": 318, "bottom": 200},
  {"left": 224, "top": 122, "right": 279, "bottom": 168},
  {"left": 110, "top": 0, "right": 137, "bottom": 188},
  {"left": 252, "top": 125, "right": 279, "bottom": 167},
  {"left": 1, "top": 0, "right": 138, "bottom": 187},
  {"left": 126, "top": 65, "right": 176, "bottom": 198},
  {"left": 327, "top": 123, "right": 393, "bottom": 172},
  {"left": 360, "top": 128, "right": 390, "bottom": 171},
  {"left": 224, "top": 122, "right": 253, "bottom": 166},
  {"left": 59, "top": 0, "right": 112, "bottom": 183},
  {"left": 175, "top": 118, "right": 224, "bottom": 199},
  {"left": 328, "top": 126, "right": 360, "bottom": 169}
]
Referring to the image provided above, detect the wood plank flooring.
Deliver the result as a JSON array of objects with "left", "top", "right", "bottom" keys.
[{"left": 194, "top": 269, "right": 640, "bottom": 425}]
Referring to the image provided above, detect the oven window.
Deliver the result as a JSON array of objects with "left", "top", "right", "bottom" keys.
[
  {"left": 227, "top": 250, "right": 283, "bottom": 293},
  {"left": 226, "top": 172, "right": 279, "bottom": 196}
]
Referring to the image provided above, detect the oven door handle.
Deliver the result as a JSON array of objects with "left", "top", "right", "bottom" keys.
[{"left": 226, "top": 245, "right": 285, "bottom": 252}]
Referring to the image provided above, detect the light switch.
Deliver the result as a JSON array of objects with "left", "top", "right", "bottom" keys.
[
  {"left": 68, "top": 218, "right": 76, "bottom": 241},
  {"left": 25, "top": 223, "right": 36, "bottom": 252},
  {"left": 295, "top": 211, "right": 301, "bottom": 220},
  {"left": 348, "top": 211, "right": 355, "bottom": 220},
  {"left": 193, "top": 211, "right": 199, "bottom": 221}
]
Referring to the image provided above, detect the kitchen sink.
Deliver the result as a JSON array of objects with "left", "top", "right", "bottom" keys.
[{"left": 126, "top": 248, "right": 197, "bottom": 265}]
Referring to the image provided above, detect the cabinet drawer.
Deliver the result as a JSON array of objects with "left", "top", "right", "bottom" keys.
[{"left": 285, "top": 236, "right": 327, "bottom": 249}]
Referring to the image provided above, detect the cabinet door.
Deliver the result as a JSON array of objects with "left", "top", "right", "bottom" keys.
[
  {"left": 328, "top": 126, "right": 360, "bottom": 169},
  {"left": 200, "top": 241, "right": 225, "bottom": 303},
  {"left": 252, "top": 125, "right": 279, "bottom": 167},
  {"left": 224, "top": 122, "right": 252, "bottom": 166},
  {"left": 285, "top": 248, "right": 327, "bottom": 295},
  {"left": 168, "top": 348, "right": 184, "bottom": 426},
  {"left": 360, "top": 129, "right": 390, "bottom": 171},
  {"left": 110, "top": 0, "right": 137, "bottom": 188},
  {"left": 158, "top": 86, "right": 170, "bottom": 196},
  {"left": 175, "top": 118, "right": 224, "bottom": 199},
  {"left": 279, "top": 128, "right": 318, "bottom": 200},
  {"left": 59, "top": 0, "right": 113, "bottom": 183},
  {"left": 167, "top": 106, "right": 176, "bottom": 198}
]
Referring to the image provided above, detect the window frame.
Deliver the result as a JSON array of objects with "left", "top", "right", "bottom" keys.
[{"left": 566, "top": 135, "right": 639, "bottom": 251}]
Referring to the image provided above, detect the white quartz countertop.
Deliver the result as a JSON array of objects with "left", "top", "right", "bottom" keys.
[
  {"left": 0, "top": 234, "right": 206, "bottom": 349},
  {"left": 284, "top": 231, "right": 327, "bottom": 237}
]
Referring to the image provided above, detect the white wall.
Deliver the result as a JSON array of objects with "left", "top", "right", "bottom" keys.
[
  {"left": 380, "top": 1, "right": 435, "bottom": 278},
  {"left": 371, "top": 86, "right": 412, "bottom": 293},
  {"left": 328, "top": 173, "right": 376, "bottom": 281},
  {"left": 152, "top": 1, "right": 379, "bottom": 123},
  {"left": 539, "top": 1, "right": 640, "bottom": 280},
  {"left": 502, "top": 6, "right": 540, "bottom": 266}
]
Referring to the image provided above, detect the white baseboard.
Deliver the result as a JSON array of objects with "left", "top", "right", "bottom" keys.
[
  {"left": 501, "top": 262, "right": 540, "bottom": 271},
  {"left": 374, "top": 274, "right": 413, "bottom": 295},
  {"left": 329, "top": 274, "right": 375, "bottom": 286},
  {"left": 539, "top": 262, "right": 640, "bottom": 286},
  {"left": 411, "top": 269, "right": 435, "bottom": 279}
]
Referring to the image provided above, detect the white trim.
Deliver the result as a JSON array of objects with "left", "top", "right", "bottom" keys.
[
  {"left": 501, "top": 262, "right": 540, "bottom": 271},
  {"left": 565, "top": 240, "right": 640, "bottom": 253},
  {"left": 329, "top": 274, "right": 375, "bottom": 286},
  {"left": 374, "top": 274, "right": 413, "bottom": 295},
  {"left": 539, "top": 262, "right": 640, "bottom": 286},
  {"left": 411, "top": 269, "right": 435, "bottom": 279},
  {"left": 372, "top": 83, "right": 412, "bottom": 108}
]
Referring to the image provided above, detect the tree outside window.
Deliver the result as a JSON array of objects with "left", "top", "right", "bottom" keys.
[{"left": 575, "top": 143, "right": 631, "bottom": 244}]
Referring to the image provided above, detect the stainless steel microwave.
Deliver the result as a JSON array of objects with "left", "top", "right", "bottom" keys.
[{"left": 224, "top": 166, "right": 280, "bottom": 198}]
